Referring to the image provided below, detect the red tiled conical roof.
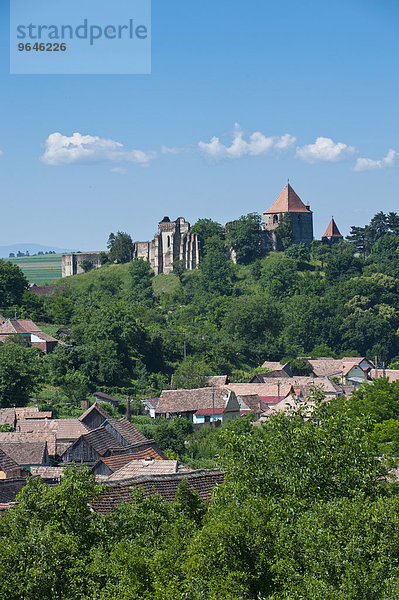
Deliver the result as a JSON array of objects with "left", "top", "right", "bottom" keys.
[
  {"left": 264, "top": 184, "right": 310, "bottom": 214},
  {"left": 322, "top": 218, "right": 343, "bottom": 238}
]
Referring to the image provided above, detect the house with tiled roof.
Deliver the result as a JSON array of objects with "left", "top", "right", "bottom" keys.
[
  {"left": 102, "top": 418, "right": 150, "bottom": 447},
  {"left": 79, "top": 402, "right": 111, "bottom": 430},
  {"left": 0, "top": 318, "right": 61, "bottom": 353},
  {"left": 106, "top": 459, "right": 192, "bottom": 483},
  {"left": 93, "top": 391, "right": 120, "bottom": 409},
  {"left": 60, "top": 427, "right": 125, "bottom": 466},
  {"left": 0, "top": 408, "right": 16, "bottom": 429},
  {"left": 90, "top": 469, "right": 225, "bottom": 514},
  {"left": 370, "top": 369, "right": 399, "bottom": 382},
  {"left": 92, "top": 443, "right": 167, "bottom": 478},
  {"left": 0, "top": 432, "right": 57, "bottom": 456},
  {"left": 305, "top": 357, "right": 373, "bottom": 384},
  {"left": 154, "top": 387, "right": 240, "bottom": 424},
  {"left": 225, "top": 382, "right": 295, "bottom": 404},
  {"left": 0, "top": 447, "right": 29, "bottom": 479},
  {"left": 0, "top": 441, "right": 49, "bottom": 470}
]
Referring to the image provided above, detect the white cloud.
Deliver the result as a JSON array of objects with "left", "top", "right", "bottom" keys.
[
  {"left": 41, "top": 132, "right": 156, "bottom": 167},
  {"left": 161, "top": 145, "right": 185, "bottom": 155},
  {"left": 353, "top": 149, "right": 397, "bottom": 172},
  {"left": 111, "top": 167, "right": 128, "bottom": 175},
  {"left": 0, "top": 150, "right": 3, "bottom": 157},
  {"left": 198, "top": 124, "right": 296, "bottom": 159},
  {"left": 296, "top": 136, "right": 356, "bottom": 163}
]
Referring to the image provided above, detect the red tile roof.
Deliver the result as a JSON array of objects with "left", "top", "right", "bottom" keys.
[
  {"left": 0, "top": 441, "right": 47, "bottom": 466},
  {"left": 322, "top": 218, "right": 343, "bottom": 238},
  {"left": 156, "top": 388, "right": 233, "bottom": 414},
  {"left": 94, "top": 446, "right": 166, "bottom": 473},
  {"left": 0, "top": 448, "right": 20, "bottom": 473},
  {"left": 90, "top": 470, "right": 225, "bottom": 514},
  {"left": 104, "top": 418, "right": 149, "bottom": 445},
  {"left": 264, "top": 184, "right": 310, "bottom": 214},
  {"left": 195, "top": 408, "right": 226, "bottom": 415},
  {"left": 17, "top": 419, "right": 88, "bottom": 440},
  {"left": 79, "top": 402, "right": 112, "bottom": 425}
]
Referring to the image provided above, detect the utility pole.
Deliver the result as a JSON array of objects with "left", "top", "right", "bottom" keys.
[{"left": 212, "top": 385, "right": 215, "bottom": 426}]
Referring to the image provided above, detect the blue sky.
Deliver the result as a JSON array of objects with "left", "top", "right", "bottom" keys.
[{"left": 0, "top": 0, "right": 398, "bottom": 250}]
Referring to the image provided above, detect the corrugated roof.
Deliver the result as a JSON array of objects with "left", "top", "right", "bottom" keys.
[{"left": 264, "top": 184, "right": 310, "bottom": 214}]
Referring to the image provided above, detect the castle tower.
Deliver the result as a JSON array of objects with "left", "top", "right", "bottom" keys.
[
  {"left": 263, "top": 183, "right": 313, "bottom": 245},
  {"left": 322, "top": 217, "right": 343, "bottom": 243}
]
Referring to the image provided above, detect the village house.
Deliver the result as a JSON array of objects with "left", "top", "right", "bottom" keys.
[
  {"left": 93, "top": 392, "right": 120, "bottom": 410},
  {"left": 90, "top": 470, "right": 225, "bottom": 514},
  {"left": 0, "top": 448, "right": 29, "bottom": 479},
  {"left": 79, "top": 402, "right": 111, "bottom": 430},
  {"left": 0, "top": 441, "right": 49, "bottom": 472},
  {"left": 370, "top": 369, "right": 399, "bottom": 382},
  {"left": 16, "top": 418, "right": 89, "bottom": 458},
  {"left": 0, "top": 318, "right": 61, "bottom": 353},
  {"left": 152, "top": 387, "right": 240, "bottom": 424},
  {"left": 59, "top": 427, "right": 125, "bottom": 467},
  {"left": 106, "top": 459, "right": 192, "bottom": 483},
  {"left": 92, "top": 444, "right": 167, "bottom": 478}
]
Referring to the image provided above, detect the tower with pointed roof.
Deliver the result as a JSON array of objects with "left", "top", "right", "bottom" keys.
[
  {"left": 262, "top": 183, "right": 313, "bottom": 248},
  {"left": 322, "top": 217, "right": 343, "bottom": 244}
]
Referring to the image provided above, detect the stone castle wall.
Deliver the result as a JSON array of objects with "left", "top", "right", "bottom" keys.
[{"left": 62, "top": 253, "right": 102, "bottom": 277}]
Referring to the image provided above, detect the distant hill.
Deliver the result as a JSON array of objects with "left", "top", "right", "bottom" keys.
[{"left": 0, "top": 243, "right": 76, "bottom": 258}]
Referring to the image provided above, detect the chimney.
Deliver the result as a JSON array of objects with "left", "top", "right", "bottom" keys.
[{"left": 126, "top": 396, "right": 131, "bottom": 422}]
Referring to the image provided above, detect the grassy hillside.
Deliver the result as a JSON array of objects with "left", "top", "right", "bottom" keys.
[
  {"left": 55, "top": 261, "right": 182, "bottom": 297},
  {"left": 6, "top": 254, "right": 62, "bottom": 284}
]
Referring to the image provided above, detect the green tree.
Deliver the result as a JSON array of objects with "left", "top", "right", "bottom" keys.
[
  {"left": 50, "top": 295, "right": 74, "bottom": 324},
  {"left": 128, "top": 258, "right": 154, "bottom": 304},
  {"left": 154, "top": 416, "right": 194, "bottom": 456},
  {"left": 107, "top": 231, "right": 134, "bottom": 263},
  {"left": 225, "top": 213, "right": 262, "bottom": 264},
  {"left": 80, "top": 258, "right": 94, "bottom": 273},
  {"left": 61, "top": 369, "right": 93, "bottom": 402},
  {"left": 199, "top": 235, "right": 232, "bottom": 294},
  {"left": 98, "top": 251, "right": 109, "bottom": 265},
  {"left": 0, "top": 341, "right": 42, "bottom": 407},
  {"left": 191, "top": 218, "right": 225, "bottom": 258},
  {"left": 0, "top": 259, "right": 28, "bottom": 308},
  {"left": 275, "top": 212, "right": 294, "bottom": 249},
  {"left": 172, "top": 356, "right": 212, "bottom": 389}
]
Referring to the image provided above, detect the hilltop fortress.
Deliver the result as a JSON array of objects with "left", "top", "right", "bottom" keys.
[{"left": 62, "top": 183, "right": 342, "bottom": 277}]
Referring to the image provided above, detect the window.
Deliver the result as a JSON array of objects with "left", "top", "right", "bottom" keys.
[{"left": 273, "top": 215, "right": 278, "bottom": 224}]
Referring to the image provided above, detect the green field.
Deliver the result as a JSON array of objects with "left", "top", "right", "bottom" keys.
[{"left": 5, "top": 254, "right": 63, "bottom": 284}]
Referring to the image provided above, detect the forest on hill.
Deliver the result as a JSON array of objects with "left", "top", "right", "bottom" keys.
[
  {"left": 0, "top": 209, "right": 399, "bottom": 406},
  {"left": 1, "top": 211, "right": 399, "bottom": 598}
]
